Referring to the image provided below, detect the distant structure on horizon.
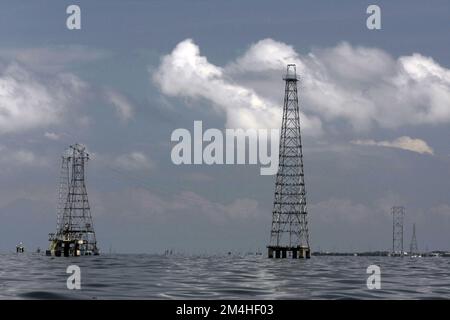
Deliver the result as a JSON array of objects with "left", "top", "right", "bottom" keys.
[
  {"left": 268, "top": 64, "right": 311, "bottom": 259},
  {"left": 392, "top": 206, "right": 405, "bottom": 256},
  {"left": 47, "top": 143, "right": 99, "bottom": 257},
  {"left": 16, "top": 242, "right": 25, "bottom": 253},
  {"left": 410, "top": 223, "right": 419, "bottom": 255}
]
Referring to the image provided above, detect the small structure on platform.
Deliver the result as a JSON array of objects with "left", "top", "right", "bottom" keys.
[
  {"left": 267, "top": 246, "right": 310, "bottom": 259},
  {"left": 16, "top": 242, "right": 25, "bottom": 253}
]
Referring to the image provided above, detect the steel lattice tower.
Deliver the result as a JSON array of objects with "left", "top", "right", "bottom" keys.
[
  {"left": 48, "top": 144, "right": 99, "bottom": 256},
  {"left": 409, "top": 223, "right": 419, "bottom": 255},
  {"left": 268, "top": 64, "right": 310, "bottom": 259},
  {"left": 392, "top": 206, "right": 405, "bottom": 256}
]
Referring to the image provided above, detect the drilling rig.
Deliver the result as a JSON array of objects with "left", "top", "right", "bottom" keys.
[
  {"left": 268, "top": 65, "right": 311, "bottom": 259},
  {"left": 47, "top": 144, "right": 99, "bottom": 257}
]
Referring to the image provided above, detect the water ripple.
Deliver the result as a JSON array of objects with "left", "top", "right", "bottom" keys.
[{"left": 1, "top": 254, "right": 450, "bottom": 299}]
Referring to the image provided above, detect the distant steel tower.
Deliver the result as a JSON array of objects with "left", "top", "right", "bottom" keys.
[
  {"left": 47, "top": 143, "right": 99, "bottom": 257},
  {"left": 268, "top": 64, "right": 310, "bottom": 259},
  {"left": 409, "top": 223, "right": 419, "bottom": 255},
  {"left": 392, "top": 206, "right": 405, "bottom": 256}
]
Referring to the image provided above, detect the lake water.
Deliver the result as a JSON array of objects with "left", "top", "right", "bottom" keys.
[{"left": 1, "top": 253, "right": 449, "bottom": 299}]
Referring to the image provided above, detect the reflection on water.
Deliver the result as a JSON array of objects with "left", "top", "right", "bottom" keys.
[{"left": 0, "top": 253, "right": 449, "bottom": 299}]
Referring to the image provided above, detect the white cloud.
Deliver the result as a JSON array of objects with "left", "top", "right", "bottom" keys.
[
  {"left": 152, "top": 39, "right": 322, "bottom": 135},
  {"left": 0, "top": 46, "right": 109, "bottom": 73},
  {"left": 44, "top": 132, "right": 60, "bottom": 140},
  {"left": 0, "top": 146, "right": 48, "bottom": 167},
  {"left": 302, "top": 45, "right": 450, "bottom": 130},
  {"left": 113, "top": 152, "right": 154, "bottom": 171},
  {"left": 228, "top": 38, "right": 302, "bottom": 73},
  {"left": 351, "top": 136, "right": 434, "bottom": 155},
  {"left": 0, "top": 46, "right": 132, "bottom": 134},
  {"left": 104, "top": 89, "right": 134, "bottom": 122},
  {"left": 0, "top": 63, "right": 86, "bottom": 134},
  {"left": 153, "top": 39, "right": 450, "bottom": 134}
]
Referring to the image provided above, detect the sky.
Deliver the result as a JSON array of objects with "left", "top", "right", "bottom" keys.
[{"left": 0, "top": 0, "right": 450, "bottom": 253}]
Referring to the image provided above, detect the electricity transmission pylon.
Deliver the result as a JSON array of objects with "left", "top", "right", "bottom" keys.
[
  {"left": 409, "top": 223, "right": 419, "bottom": 256},
  {"left": 268, "top": 64, "right": 310, "bottom": 259},
  {"left": 47, "top": 143, "right": 99, "bottom": 257}
]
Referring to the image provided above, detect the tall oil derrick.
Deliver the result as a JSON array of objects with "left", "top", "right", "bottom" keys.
[
  {"left": 409, "top": 223, "right": 419, "bottom": 256},
  {"left": 47, "top": 143, "right": 99, "bottom": 257},
  {"left": 392, "top": 206, "right": 405, "bottom": 257},
  {"left": 268, "top": 64, "right": 310, "bottom": 259}
]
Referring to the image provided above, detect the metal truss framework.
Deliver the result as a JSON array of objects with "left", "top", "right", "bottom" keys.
[
  {"left": 268, "top": 64, "right": 310, "bottom": 259},
  {"left": 392, "top": 206, "right": 405, "bottom": 256},
  {"left": 48, "top": 143, "right": 98, "bottom": 256}
]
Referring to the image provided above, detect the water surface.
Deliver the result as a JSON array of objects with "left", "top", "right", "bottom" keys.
[{"left": 0, "top": 254, "right": 449, "bottom": 299}]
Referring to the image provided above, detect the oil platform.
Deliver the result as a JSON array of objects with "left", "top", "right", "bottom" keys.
[
  {"left": 268, "top": 64, "right": 311, "bottom": 259},
  {"left": 47, "top": 144, "right": 99, "bottom": 257}
]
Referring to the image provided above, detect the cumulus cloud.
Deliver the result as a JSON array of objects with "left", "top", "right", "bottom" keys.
[
  {"left": 113, "top": 152, "right": 154, "bottom": 171},
  {"left": 153, "top": 38, "right": 450, "bottom": 134},
  {"left": 152, "top": 39, "right": 322, "bottom": 134},
  {"left": 227, "top": 38, "right": 302, "bottom": 73},
  {"left": 0, "top": 63, "right": 86, "bottom": 134},
  {"left": 0, "top": 46, "right": 134, "bottom": 134},
  {"left": 104, "top": 89, "right": 135, "bottom": 122},
  {"left": 351, "top": 136, "right": 434, "bottom": 155},
  {"left": 302, "top": 45, "right": 450, "bottom": 130}
]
